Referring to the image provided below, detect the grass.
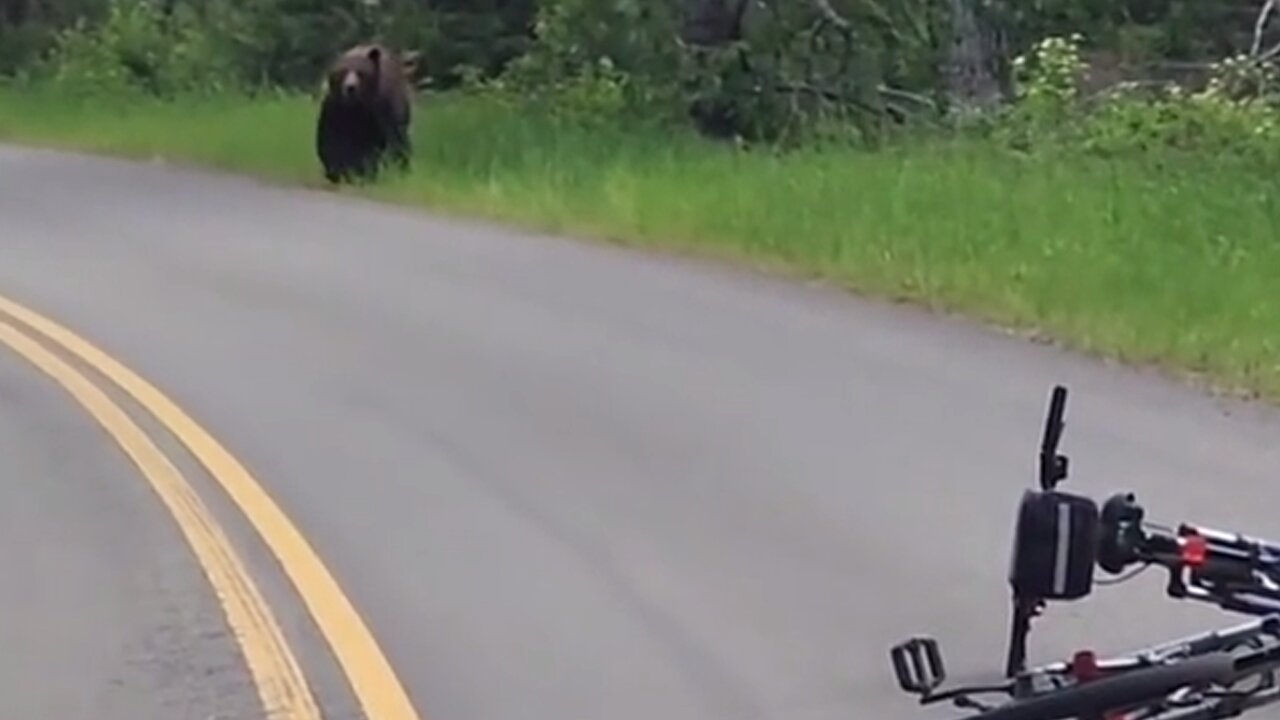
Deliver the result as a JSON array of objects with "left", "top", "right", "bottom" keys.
[{"left": 2, "top": 83, "right": 1278, "bottom": 401}]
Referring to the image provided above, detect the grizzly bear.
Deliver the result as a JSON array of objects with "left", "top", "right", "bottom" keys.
[{"left": 315, "top": 43, "right": 420, "bottom": 185}]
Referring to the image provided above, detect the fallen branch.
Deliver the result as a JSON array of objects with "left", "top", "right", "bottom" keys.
[{"left": 878, "top": 84, "right": 938, "bottom": 111}]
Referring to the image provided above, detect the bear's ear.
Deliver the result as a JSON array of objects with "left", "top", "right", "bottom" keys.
[{"left": 366, "top": 46, "right": 382, "bottom": 65}]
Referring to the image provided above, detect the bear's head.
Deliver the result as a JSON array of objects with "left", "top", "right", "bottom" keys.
[{"left": 327, "top": 45, "right": 384, "bottom": 105}]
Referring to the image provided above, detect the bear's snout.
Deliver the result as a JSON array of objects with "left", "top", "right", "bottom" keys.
[{"left": 341, "top": 71, "right": 360, "bottom": 98}]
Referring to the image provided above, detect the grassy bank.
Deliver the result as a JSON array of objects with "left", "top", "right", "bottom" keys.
[{"left": 2, "top": 84, "right": 1278, "bottom": 400}]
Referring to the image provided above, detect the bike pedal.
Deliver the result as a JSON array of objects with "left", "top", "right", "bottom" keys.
[{"left": 890, "top": 636, "right": 946, "bottom": 696}]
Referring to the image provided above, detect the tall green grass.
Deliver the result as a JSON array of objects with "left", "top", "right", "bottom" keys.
[{"left": 2, "top": 84, "right": 1277, "bottom": 400}]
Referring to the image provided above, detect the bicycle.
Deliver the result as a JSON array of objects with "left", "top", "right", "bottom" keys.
[{"left": 887, "top": 384, "right": 1280, "bottom": 719}]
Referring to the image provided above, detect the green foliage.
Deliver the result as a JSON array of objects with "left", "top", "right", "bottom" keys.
[
  {"left": 992, "top": 32, "right": 1088, "bottom": 145},
  {"left": 1078, "top": 64, "right": 1280, "bottom": 162},
  {"left": 30, "top": 0, "right": 240, "bottom": 97},
  {"left": 0, "top": 21, "right": 58, "bottom": 77},
  {"left": 412, "top": 0, "right": 538, "bottom": 90},
  {"left": 3, "top": 0, "right": 1278, "bottom": 155},
  {"left": 212, "top": 0, "right": 535, "bottom": 90},
  {"left": 681, "top": 1, "right": 887, "bottom": 145},
  {"left": 0, "top": 0, "right": 111, "bottom": 75},
  {"left": 492, "top": 0, "right": 951, "bottom": 144},
  {"left": 989, "top": 0, "right": 1251, "bottom": 60},
  {"left": 2, "top": 0, "right": 537, "bottom": 93},
  {"left": 196, "top": 0, "right": 372, "bottom": 90},
  {"left": 985, "top": 29, "right": 1280, "bottom": 165},
  {"left": 493, "top": 0, "right": 686, "bottom": 128}
]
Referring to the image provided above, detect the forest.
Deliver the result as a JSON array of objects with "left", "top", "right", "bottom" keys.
[
  {"left": 1, "top": 0, "right": 1279, "bottom": 400},
  {"left": 3, "top": 0, "right": 1278, "bottom": 145}
]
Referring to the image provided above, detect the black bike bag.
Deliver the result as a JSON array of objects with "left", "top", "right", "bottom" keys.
[{"left": 1008, "top": 488, "right": 1099, "bottom": 600}]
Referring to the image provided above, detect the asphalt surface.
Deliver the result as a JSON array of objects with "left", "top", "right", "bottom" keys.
[
  {"left": 0, "top": 337, "right": 263, "bottom": 720},
  {"left": 3, "top": 142, "right": 1280, "bottom": 720}
]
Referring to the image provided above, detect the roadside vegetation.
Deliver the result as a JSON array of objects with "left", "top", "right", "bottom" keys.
[{"left": 1, "top": 0, "right": 1279, "bottom": 400}]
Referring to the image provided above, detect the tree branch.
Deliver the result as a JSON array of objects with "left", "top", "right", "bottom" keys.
[
  {"left": 1260, "top": 40, "right": 1280, "bottom": 63},
  {"left": 810, "top": 0, "right": 851, "bottom": 30},
  {"left": 1251, "top": 0, "right": 1277, "bottom": 57}
]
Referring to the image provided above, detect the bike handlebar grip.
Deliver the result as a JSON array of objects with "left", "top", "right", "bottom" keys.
[{"left": 964, "top": 653, "right": 1237, "bottom": 720}]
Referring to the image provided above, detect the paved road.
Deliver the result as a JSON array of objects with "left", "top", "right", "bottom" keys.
[{"left": 3, "top": 142, "right": 1280, "bottom": 720}]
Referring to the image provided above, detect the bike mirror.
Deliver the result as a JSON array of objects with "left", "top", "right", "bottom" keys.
[
  {"left": 1008, "top": 488, "right": 1100, "bottom": 600},
  {"left": 1039, "top": 385, "right": 1069, "bottom": 490},
  {"left": 890, "top": 636, "right": 946, "bottom": 697}
]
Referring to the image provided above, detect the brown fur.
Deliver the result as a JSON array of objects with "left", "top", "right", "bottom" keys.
[{"left": 315, "top": 43, "right": 422, "bottom": 184}]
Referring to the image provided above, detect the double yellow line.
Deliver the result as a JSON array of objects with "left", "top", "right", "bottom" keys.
[{"left": 0, "top": 292, "right": 423, "bottom": 720}]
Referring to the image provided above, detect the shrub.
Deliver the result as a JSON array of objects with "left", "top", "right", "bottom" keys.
[
  {"left": 32, "top": 0, "right": 240, "bottom": 98},
  {"left": 989, "top": 30, "right": 1280, "bottom": 164}
]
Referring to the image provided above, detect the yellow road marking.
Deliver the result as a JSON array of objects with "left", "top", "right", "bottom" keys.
[
  {"left": 0, "top": 320, "right": 322, "bottom": 720},
  {"left": 0, "top": 293, "right": 423, "bottom": 720}
]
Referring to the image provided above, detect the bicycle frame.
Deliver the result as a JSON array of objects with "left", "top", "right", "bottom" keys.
[{"left": 891, "top": 613, "right": 1280, "bottom": 719}]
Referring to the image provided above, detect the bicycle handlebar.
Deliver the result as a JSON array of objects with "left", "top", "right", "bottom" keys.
[{"left": 1097, "top": 491, "right": 1280, "bottom": 616}]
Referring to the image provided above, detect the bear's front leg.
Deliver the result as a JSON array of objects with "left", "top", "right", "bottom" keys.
[
  {"left": 316, "top": 99, "right": 365, "bottom": 184},
  {"left": 315, "top": 100, "right": 344, "bottom": 183}
]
